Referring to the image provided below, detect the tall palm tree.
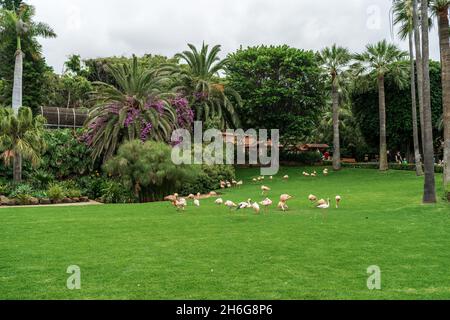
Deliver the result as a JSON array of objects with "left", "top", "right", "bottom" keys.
[
  {"left": 353, "top": 40, "right": 408, "bottom": 171},
  {"left": 0, "top": 107, "right": 47, "bottom": 183},
  {"left": 0, "top": 3, "right": 56, "bottom": 114},
  {"left": 393, "top": 0, "right": 424, "bottom": 176},
  {"left": 420, "top": 0, "right": 437, "bottom": 203},
  {"left": 173, "top": 43, "right": 242, "bottom": 129},
  {"left": 84, "top": 56, "right": 179, "bottom": 162},
  {"left": 318, "top": 45, "right": 352, "bottom": 171},
  {"left": 430, "top": 0, "right": 450, "bottom": 194}
]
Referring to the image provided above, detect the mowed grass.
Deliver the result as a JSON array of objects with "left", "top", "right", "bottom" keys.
[{"left": 1, "top": 167, "right": 450, "bottom": 300}]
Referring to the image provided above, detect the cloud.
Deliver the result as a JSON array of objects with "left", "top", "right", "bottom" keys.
[{"left": 28, "top": 0, "right": 441, "bottom": 72}]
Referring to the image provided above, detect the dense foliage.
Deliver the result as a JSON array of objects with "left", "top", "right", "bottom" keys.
[
  {"left": 227, "top": 45, "right": 326, "bottom": 143},
  {"left": 104, "top": 140, "right": 199, "bottom": 202},
  {"left": 352, "top": 61, "right": 443, "bottom": 155}
]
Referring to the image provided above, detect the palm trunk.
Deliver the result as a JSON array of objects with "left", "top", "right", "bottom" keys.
[
  {"left": 409, "top": 32, "right": 424, "bottom": 176},
  {"left": 12, "top": 44, "right": 23, "bottom": 115},
  {"left": 421, "top": 0, "right": 437, "bottom": 203},
  {"left": 378, "top": 75, "right": 388, "bottom": 171},
  {"left": 12, "top": 38, "right": 24, "bottom": 183},
  {"left": 437, "top": 6, "right": 450, "bottom": 196},
  {"left": 13, "top": 153, "right": 22, "bottom": 183},
  {"left": 332, "top": 75, "right": 341, "bottom": 171},
  {"left": 413, "top": 0, "right": 425, "bottom": 152}
]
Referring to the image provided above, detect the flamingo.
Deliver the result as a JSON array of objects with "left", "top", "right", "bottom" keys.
[
  {"left": 252, "top": 201, "right": 261, "bottom": 214},
  {"left": 224, "top": 200, "right": 237, "bottom": 210},
  {"left": 303, "top": 172, "right": 310, "bottom": 177},
  {"left": 252, "top": 178, "right": 258, "bottom": 183},
  {"left": 236, "top": 181, "right": 243, "bottom": 188},
  {"left": 260, "top": 198, "right": 273, "bottom": 213},
  {"left": 317, "top": 199, "right": 330, "bottom": 209},
  {"left": 209, "top": 191, "right": 218, "bottom": 196},
  {"left": 187, "top": 194, "right": 195, "bottom": 200},
  {"left": 317, "top": 199, "right": 327, "bottom": 206},
  {"left": 237, "top": 199, "right": 252, "bottom": 210},
  {"left": 215, "top": 198, "right": 224, "bottom": 205},
  {"left": 308, "top": 194, "right": 318, "bottom": 203},
  {"left": 278, "top": 201, "right": 289, "bottom": 212},
  {"left": 269, "top": 176, "right": 273, "bottom": 180},
  {"left": 280, "top": 194, "right": 293, "bottom": 202},
  {"left": 261, "top": 185, "right": 271, "bottom": 195},
  {"left": 193, "top": 193, "right": 201, "bottom": 207},
  {"left": 174, "top": 197, "right": 187, "bottom": 211},
  {"left": 335, "top": 196, "right": 342, "bottom": 208},
  {"left": 283, "top": 175, "right": 289, "bottom": 180},
  {"left": 323, "top": 169, "right": 329, "bottom": 176},
  {"left": 220, "top": 181, "right": 226, "bottom": 189}
]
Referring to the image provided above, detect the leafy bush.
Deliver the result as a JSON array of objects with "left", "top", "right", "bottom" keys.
[
  {"left": 30, "top": 169, "right": 55, "bottom": 189},
  {"left": 76, "top": 174, "right": 107, "bottom": 200},
  {"left": 180, "top": 164, "right": 236, "bottom": 195},
  {"left": 280, "top": 151, "right": 323, "bottom": 165},
  {"left": 9, "top": 184, "right": 34, "bottom": 205},
  {"left": 41, "top": 129, "right": 95, "bottom": 178},
  {"left": 47, "top": 184, "right": 65, "bottom": 201},
  {"left": 101, "top": 180, "right": 135, "bottom": 204},
  {"left": 104, "top": 140, "right": 199, "bottom": 202},
  {"left": 340, "top": 162, "right": 443, "bottom": 173}
]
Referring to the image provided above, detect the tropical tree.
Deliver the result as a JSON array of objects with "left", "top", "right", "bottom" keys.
[
  {"left": 420, "top": 0, "right": 437, "bottom": 203},
  {"left": 0, "top": 3, "right": 56, "bottom": 114},
  {"left": 430, "top": 0, "right": 450, "bottom": 195},
  {"left": 173, "top": 43, "right": 242, "bottom": 129},
  {"left": 393, "top": 0, "right": 424, "bottom": 176},
  {"left": 83, "top": 56, "right": 191, "bottom": 163},
  {"left": 353, "top": 40, "right": 408, "bottom": 171},
  {"left": 318, "top": 45, "right": 352, "bottom": 171},
  {"left": 0, "top": 107, "right": 47, "bottom": 183},
  {"left": 104, "top": 140, "right": 198, "bottom": 202}
]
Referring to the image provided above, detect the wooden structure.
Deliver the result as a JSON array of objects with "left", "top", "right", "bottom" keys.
[{"left": 40, "top": 107, "right": 88, "bottom": 129}]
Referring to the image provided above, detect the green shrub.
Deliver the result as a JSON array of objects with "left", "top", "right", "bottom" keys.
[
  {"left": 0, "top": 183, "right": 11, "bottom": 196},
  {"left": 104, "top": 140, "right": 199, "bottom": 202},
  {"left": 31, "top": 169, "right": 55, "bottom": 189},
  {"left": 76, "top": 174, "right": 107, "bottom": 200},
  {"left": 180, "top": 164, "right": 236, "bottom": 195},
  {"left": 66, "top": 189, "right": 82, "bottom": 198},
  {"left": 9, "top": 184, "right": 34, "bottom": 205},
  {"left": 101, "top": 181, "right": 135, "bottom": 204},
  {"left": 41, "top": 129, "right": 96, "bottom": 178},
  {"left": 280, "top": 151, "right": 323, "bottom": 165},
  {"left": 47, "top": 184, "right": 65, "bottom": 201}
]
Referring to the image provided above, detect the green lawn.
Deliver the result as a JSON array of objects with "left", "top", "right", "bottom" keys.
[{"left": 1, "top": 167, "right": 449, "bottom": 300}]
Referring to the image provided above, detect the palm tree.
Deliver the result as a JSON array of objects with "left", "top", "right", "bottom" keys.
[
  {"left": 0, "top": 3, "right": 56, "bottom": 114},
  {"left": 420, "top": 0, "right": 437, "bottom": 203},
  {"left": 353, "top": 40, "right": 408, "bottom": 171},
  {"left": 318, "top": 45, "right": 352, "bottom": 171},
  {"left": 393, "top": 0, "right": 424, "bottom": 176},
  {"left": 0, "top": 107, "right": 47, "bottom": 183},
  {"left": 430, "top": 0, "right": 450, "bottom": 194},
  {"left": 173, "top": 43, "right": 242, "bottom": 129},
  {"left": 84, "top": 56, "right": 180, "bottom": 162}
]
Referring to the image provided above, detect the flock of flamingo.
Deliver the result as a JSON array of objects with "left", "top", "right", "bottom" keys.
[{"left": 165, "top": 168, "right": 341, "bottom": 215}]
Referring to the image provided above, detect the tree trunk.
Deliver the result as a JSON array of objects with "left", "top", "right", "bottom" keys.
[
  {"left": 413, "top": 0, "right": 425, "bottom": 152},
  {"left": 378, "top": 75, "right": 388, "bottom": 171},
  {"left": 332, "top": 76, "right": 341, "bottom": 171},
  {"left": 421, "top": 0, "right": 437, "bottom": 203},
  {"left": 437, "top": 7, "right": 450, "bottom": 196},
  {"left": 409, "top": 32, "right": 424, "bottom": 176},
  {"left": 13, "top": 153, "right": 22, "bottom": 183},
  {"left": 12, "top": 49, "right": 23, "bottom": 115}
]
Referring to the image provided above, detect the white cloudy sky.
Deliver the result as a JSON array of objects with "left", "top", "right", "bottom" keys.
[{"left": 28, "top": 0, "right": 441, "bottom": 73}]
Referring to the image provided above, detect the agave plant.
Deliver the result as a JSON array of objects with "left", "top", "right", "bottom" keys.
[
  {"left": 83, "top": 56, "right": 192, "bottom": 163},
  {"left": 172, "top": 43, "right": 242, "bottom": 129}
]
